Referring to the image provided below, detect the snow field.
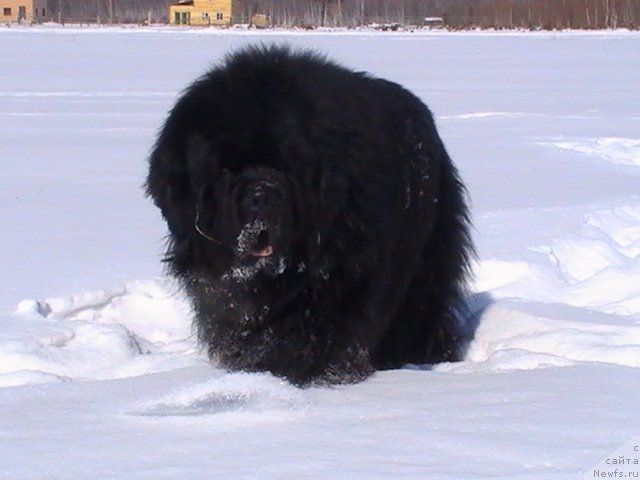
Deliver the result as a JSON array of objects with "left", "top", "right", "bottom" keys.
[
  {"left": 1, "top": 28, "right": 639, "bottom": 479},
  {"left": 553, "top": 137, "right": 640, "bottom": 167}
]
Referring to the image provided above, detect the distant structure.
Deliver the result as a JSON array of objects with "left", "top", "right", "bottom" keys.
[
  {"left": 423, "top": 17, "right": 444, "bottom": 28},
  {"left": 169, "top": 0, "right": 242, "bottom": 26},
  {"left": 1, "top": 0, "right": 47, "bottom": 23},
  {"left": 251, "top": 13, "right": 269, "bottom": 28}
]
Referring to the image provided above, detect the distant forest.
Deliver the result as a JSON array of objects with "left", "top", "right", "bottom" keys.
[{"left": 47, "top": 0, "right": 640, "bottom": 29}]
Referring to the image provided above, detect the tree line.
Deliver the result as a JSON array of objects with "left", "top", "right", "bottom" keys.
[{"left": 47, "top": 0, "right": 640, "bottom": 29}]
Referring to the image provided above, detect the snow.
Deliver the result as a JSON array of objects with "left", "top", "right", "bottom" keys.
[
  {"left": 552, "top": 137, "right": 640, "bottom": 167},
  {"left": 1, "top": 27, "right": 640, "bottom": 478}
]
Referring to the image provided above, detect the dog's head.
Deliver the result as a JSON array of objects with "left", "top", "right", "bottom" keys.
[
  {"left": 147, "top": 125, "right": 351, "bottom": 283},
  {"left": 146, "top": 48, "right": 353, "bottom": 283},
  {"left": 191, "top": 159, "right": 298, "bottom": 278}
]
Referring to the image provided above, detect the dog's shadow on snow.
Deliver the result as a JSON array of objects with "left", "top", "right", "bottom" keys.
[
  {"left": 457, "top": 291, "right": 494, "bottom": 359},
  {"left": 404, "top": 291, "right": 493, "bottom": 372}
]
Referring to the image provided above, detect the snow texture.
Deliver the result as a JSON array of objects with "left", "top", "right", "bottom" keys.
[{"left": 1, "top": 26, "right": 639, "bottom": 479}]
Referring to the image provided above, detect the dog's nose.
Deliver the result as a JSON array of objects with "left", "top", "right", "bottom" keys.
[
  {"left": 246, "top": 183, "right": 280, "bottom": 213},
  {"left": 250, "top": 189, "right": 270, "bottom": 211},
  {"left": 245, "top": 191, "right": 264, "bottom": 214}
]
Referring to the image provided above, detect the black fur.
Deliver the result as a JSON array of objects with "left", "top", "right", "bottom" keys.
[{"left": 146, "top": 45, "right": 473, "bottom": 386}]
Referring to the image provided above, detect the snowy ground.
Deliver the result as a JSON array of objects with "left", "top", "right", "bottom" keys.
[{"left": 1, "top": 27, "right": 639, "bottom": 479}]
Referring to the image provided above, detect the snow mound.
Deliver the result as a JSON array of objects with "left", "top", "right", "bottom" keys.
[
  {"left": 0, "top": 370, "right": 70, "bottom": 388},
  {"left": 472, "top": 259, "right": 531, "bottom": 292},
  {"left": 451, "top": 299, "right": 640, "bottom": 373},
  {"left": 2, "top": 279, "right": 204, "bottom": 387},
  {"left": 4, "top": 203, "right": 640, "bottom": 387},
  {"left": 475, "top": 203, "right": 640, "bottom": 318},
  {"left": 7, "top": 197, "right": 640, "bottom": 387},
  {"left": 541, "top": 204, "right": 640, "bottom": 316},
  {"left": 551, "top": 137, "right": 640, "bottom": 167},
  {"left": 462, "top": 203, "right": 640, "bottom": 373},
  {"left": 133, "top": 372, "right": 307, "bottom": 418}
]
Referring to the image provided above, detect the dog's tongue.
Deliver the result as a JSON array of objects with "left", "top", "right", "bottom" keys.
[{"left": 251, "top": 245, "right": 274, "bottom": 258}]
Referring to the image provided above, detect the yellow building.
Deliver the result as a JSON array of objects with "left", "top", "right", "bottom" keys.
[
  {"left": 169, "top": 0, "right": 243, "bottom": 27},
  {"left": 1, "top": 0, "right": 47, "bottom": 23},
  {"left": 251, "top": 13, "right": 269, "bottom": 28}
]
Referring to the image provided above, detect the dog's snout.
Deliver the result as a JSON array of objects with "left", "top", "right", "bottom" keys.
[
  {"left": 250, "top": 189, "right": 269, "bottom": 210},
  {"left": 246, "top": 183, "right": 281, "bottom": 213}
]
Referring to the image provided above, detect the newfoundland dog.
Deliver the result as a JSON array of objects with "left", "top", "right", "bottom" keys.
[{"left": 146, "top": 45, "right": 473, "bottom": 385}]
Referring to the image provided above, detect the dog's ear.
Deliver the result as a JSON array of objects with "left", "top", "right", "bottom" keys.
[
  {"left": 146, "top": 145, "right": 194, "bottom": 241},
  {"left": 186, "top": 134, "right": 219, "bottom": 194}
]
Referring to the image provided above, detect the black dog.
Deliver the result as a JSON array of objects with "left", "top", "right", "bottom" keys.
[{"left": 146, "top": 45, "right": 473, "bottom": 385}]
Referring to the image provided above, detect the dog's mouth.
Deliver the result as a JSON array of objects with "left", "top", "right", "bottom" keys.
[
  {"left": 237, "top": 220, "right": 276, "bottom": 259},
  {"left": 250, "top": 230, "right": 274, "bottom": 258},
  {"left": 225, "top": 223, "right": 285, "bottom": 283}
]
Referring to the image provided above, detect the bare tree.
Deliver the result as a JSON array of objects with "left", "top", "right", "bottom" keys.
[{"left": 46, "top": 0, "right": 639, "bottom": 29}]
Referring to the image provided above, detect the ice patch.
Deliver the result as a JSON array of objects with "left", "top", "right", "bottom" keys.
[{"left": 551, "top": 137, "right": 640, "bottom": 167}]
